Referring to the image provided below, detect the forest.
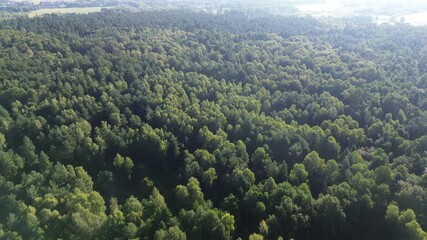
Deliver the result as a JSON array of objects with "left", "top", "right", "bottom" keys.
[{"left": 0, "top": 10, "right": 426, "bottom": 240}]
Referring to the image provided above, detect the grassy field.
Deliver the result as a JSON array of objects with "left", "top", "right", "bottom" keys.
[{"left": 27, "top": 7, "right": 103, "bottom": 17}]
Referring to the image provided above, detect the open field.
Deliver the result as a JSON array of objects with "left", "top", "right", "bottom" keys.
[
  {"left": 402, "top": 11, "right": 427, "bottom": 26},
  {"left": 295, "top": 0, "right": 427, "bottom": 26},
  {"left": 27, "top": 7, "right": 102, "bottom": 17}
]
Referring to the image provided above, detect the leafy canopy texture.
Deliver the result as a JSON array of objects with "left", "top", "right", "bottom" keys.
[{"left": 0, "top": 9, "right": 426, "bottom": 240}]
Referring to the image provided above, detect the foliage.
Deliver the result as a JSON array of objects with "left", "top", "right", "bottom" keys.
[{"left": 0, "top": 9, "right": 426, "bottom": 239}]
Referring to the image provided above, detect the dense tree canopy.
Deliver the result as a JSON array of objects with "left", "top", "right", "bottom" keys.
[{"left": 0, "top": 9, "right": 426, "bottom": 239}]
